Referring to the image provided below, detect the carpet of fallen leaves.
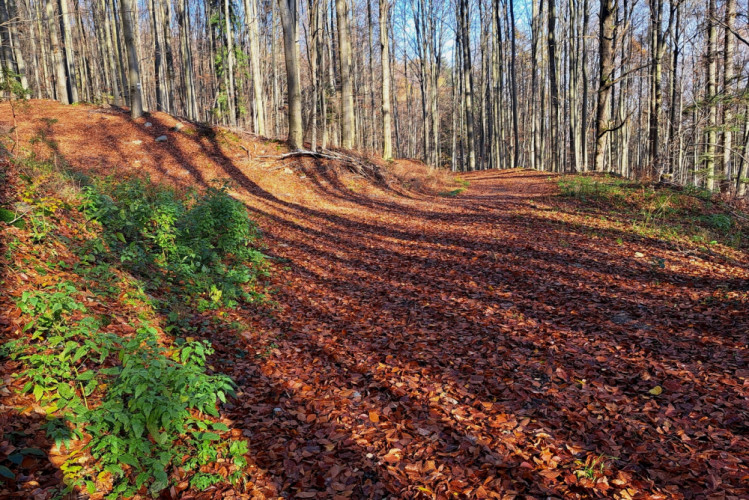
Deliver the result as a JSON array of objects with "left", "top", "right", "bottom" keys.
[{"left": 1, "top": 102, "right": 748, "bottom": 499}]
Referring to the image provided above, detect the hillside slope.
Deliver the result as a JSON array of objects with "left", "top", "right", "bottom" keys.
[{"left": 1, "top": 102, "right": 748, "bottom": 499}]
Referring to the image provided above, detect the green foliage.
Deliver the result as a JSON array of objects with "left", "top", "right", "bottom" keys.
[
  {"left": 557, "top": 175, "right": 747, "bottom": 249},
  {"left": 6, "top": 283, "right": 248, "bottom": 496},
  {"left": 85, "top": 327, "right": 239, "bottom": 498},
  {"left": 558, "top": 175, "right": 628, "bottom": 204},
  {"left": 683, "top": 184, "right": 714, "bottom": 201},
  {"left": 2, "top": 171, "right": 262, "bottom": 495},
  {"left": 439, "top": 188, "right": 466, "bottom": 197},
  {"left": 81, "top": 179, "right": 267, "bottom": 309},
  {"left": 700, "top": 213, "right": 733, "bottom": 233}
]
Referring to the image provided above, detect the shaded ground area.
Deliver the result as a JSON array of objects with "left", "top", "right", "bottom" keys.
[{"left": 1, "top": 102, "right": 748, "bottom": 498}]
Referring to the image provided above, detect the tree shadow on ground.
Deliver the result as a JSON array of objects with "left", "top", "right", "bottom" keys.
[{"left": 18, "top": 113, "right": 749, "bottom": 498}]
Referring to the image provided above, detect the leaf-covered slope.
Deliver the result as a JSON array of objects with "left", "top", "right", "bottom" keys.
[{"left": 1, "top": 101, "right": 748, "bottom": 499}]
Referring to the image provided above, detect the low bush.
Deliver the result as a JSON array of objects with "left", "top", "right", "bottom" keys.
[
  {"left": 8, "top": 283, "right": 246, "bottom": 497},
  {"left": 81, "top": 179, "right": 268, "bottom": 309},
  {"left": 3, "top": 166, "right": 264, "bottom": 496}
]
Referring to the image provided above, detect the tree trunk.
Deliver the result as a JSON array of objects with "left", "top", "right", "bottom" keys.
[
  {"left": 277, "top": 0, "right": 303, "bottom": 149},
  {"left": 667, "top": 0, "right": 680, "bottom": 174},
  {"left": 380, "top": 0, "right": 392, "bottom": 160},
  {"left": 149, "top": 0, "right": 162, "bottom": 111},
  {"left": 705, "top": 0, "right": 717, "bottom": 190},
  {"left": 459, "top": 0, "right": 475, "bottom": 171},
  {"left": 3, "top": 0, "right": 29, "bottom": 90},
  {"left": 547, "top": 0, "right": 559, "bottom": 171},
  {"left": 244, "top": 0, "right": 266, "bottom": 135},
  {"left": 58, "top": 0, "right": 79, "bottom": 102},
  {"left": 335, "top": 0, "right": 355, "bottom": 148},
  {"left": 508, "top": 0, "right": 519, "bottom": 168},
  {"left": 121, "top": 0, "right": 142, "bottom": 118},
  {"left": 721, "top": 0, "right": 736, "bottom": 189},
  {"left": 593, "top": 0, "right": 615, "bottom": 172},
  {"left": 224, "top": 0, "right": 237, "bottom": 126},
  {"left": 45, "top": 0, "right": 71, "bottom": 103}
]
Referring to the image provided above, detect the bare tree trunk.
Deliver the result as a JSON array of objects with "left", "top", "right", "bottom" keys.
[
  {"left": 58, "top": 0, "right": 79, "bottom": 102},
  {"left": 335, "top": 0, "right": 355, "bottom": 148},
  {"left": 277, "top": 0, "right": 303, "bottom": 149},
  {"left": 309, "top": 0, "right": 320, "bottom": 151},
  {"left": 593, "top": 0, "right": 615, "bottom": 172},
  {"left": 647, "top": 0, "right": 673, "bottom": 179},
  {"left": 459, "top": 0, "right": 475, "bottom": 171},
  {"left": 2, "top": 0, "right": 29, "bottom": 90},
  {"left": 244, "top": 0, "right": 266, "bottom": 135},
  {"left": 508, "top": 0, "right": 519, "bottom": 168},
  {"left": 547, "top": 0, "right": 561, "bottom": 171},
  {"left": 721, "top": 0, "right": 736, "bottom": 189},
  {"left": 531, "top": 0, "right": 542, "bottom": 170},
  {"left": 380, "top": 0, "right": 392, "bottom": 160},
  {"left": 705, "top": 0, "right": 717, "bottom": 190},
  {"left": 177, "top": 0, "right": 197, "bottom": 120},
  {"left": 149, "top": 0, "right": 162, "bottom": 111},
  {"left": 121, "top": 0, "right": 142, "bottom": 118},
  {"left": 45, "top": 0, "right": 70, "bottom": 103},
  {"left": 224, "top": 0, "right": 237, "bottom": 126}
]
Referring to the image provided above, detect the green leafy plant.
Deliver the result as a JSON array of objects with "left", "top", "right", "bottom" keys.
[
  {"left": 81, "top": 179, "right": 268, "bottom": 309},
  {"left": 7, "top": 283, "right": 249, "bottom": 497},
  {"left": 700, "top": 213, "right": 733, "bottom": 233}
]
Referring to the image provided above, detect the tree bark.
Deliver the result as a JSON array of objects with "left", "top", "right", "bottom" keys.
[
  {"left": 459, "top": 0, "right": 475, "bottom": 171},
  {"left": 277, "top": 0, "right": 303, "bottom": 149},
  {"left": 335, "top": 0, "right": 355, "bottom": 148},
  {"left": 120, "top": 0, "right": 142, "bottom": 118},
  {"left": 244, "top": 0, "right": 266, "bottom": 135},
  {"left": 705, "top": 0, "right": 717, "bottom": 190},
  {"left": 58, "top": 0, "right": 79, "bottom": 102},
  {"left": 721, "top": 0, "right": 736, "bottom": 188},
  {"left": 594, "top": 0, "right": 616, "bottom": 172},
  {"left": 45, "top": 0, "right": 71, "bottom": 103},
  {"left": 380, "top": 0, "right": 392, "bottom": 160}
]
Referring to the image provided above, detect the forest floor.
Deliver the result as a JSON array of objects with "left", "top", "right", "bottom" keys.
[{"left": 1, "top": 101, "right": 748, "bottom": 499}]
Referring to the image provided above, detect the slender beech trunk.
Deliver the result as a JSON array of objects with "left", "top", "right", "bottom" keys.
[
  {"left": 721, "top": 0, "right": 736, "bottom": 188},
  {"left": 58, "top": 0, "right": 78, "bottom": 102},
  {"left": 277, "top": 0, "right": 303, "bottom": 149},
  {"left": 594, "top": 0, "right": 615, "bottom": 172},
  {"left": 508, "top": 0, "right": 519, "bottom": 168},
  {"left": 667, "top": 0, "right": 680, "bottom": 174},
  {"left": 547, "top": 0, "right": 560, "bottom": 171},
  {"left": 224, "top": 0, "right": 237, "bottom": 126},
  {"left": 380, "top": 0, "right": 392, "bottom": 160},
  {"left": 150, "top": 0, "right": 162, "bottom": 111},
  {"left": 459, "top": 0, "right": 475, "bottom": 171},
  {"left": 244, "top": 0, "right": 266, "bottom": 135},
  {"left": 45, "top": 0, "right": 70, "bottom": 103},
  {"left": 335, "top": 0, "right": 355, "bottom": 148},
  {"left": 120, "top": 0, "right": 142, "bottom": 118},
  {"left": 705, "top": 0, "right": 717, "bottom": 190}
]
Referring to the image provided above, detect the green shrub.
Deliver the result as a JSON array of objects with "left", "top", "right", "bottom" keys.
[
  {"left": 701, "top": 213, "right": 733, "bottom": 233},
  {"left": 81, "top": 179, "right": 267, "bottom": 309},
  {"left": 7, "top": 283, "right": 247, "bottom": 497}
]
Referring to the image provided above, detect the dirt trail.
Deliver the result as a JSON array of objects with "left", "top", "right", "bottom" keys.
[{"left": 2, "top": 102, "right": 747, "bottom": 498}]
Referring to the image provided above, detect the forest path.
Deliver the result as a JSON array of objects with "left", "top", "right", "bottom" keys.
[
  {"left": 219, "top": 167, "right": 748, "bottom": 498},
  {"left": 2, "top": 102, "right": 745, "bottom": 497}
]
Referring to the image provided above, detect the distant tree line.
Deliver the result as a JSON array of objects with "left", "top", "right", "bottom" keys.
[{"left": 0, "top": 0, "right": 747, "bottom": 193}]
